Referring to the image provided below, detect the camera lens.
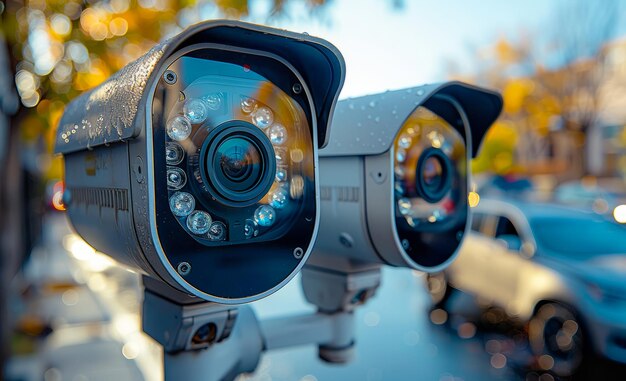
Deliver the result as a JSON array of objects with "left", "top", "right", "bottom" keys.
[
  {"left": 422, "top": 156, "right": 444, "bottom": 189},
  {"left": 415, "top": 148, "right": 451, "bottom": 203},
  {"left": 217, "top": 137, "right": 261, "bottom": 186},
  {"left": 201, "top": 121, "right": 276, "bottom": 207}
]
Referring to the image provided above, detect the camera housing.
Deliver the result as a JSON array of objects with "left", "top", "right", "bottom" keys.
[
  {"left": 311, "top": 82, "right": 502, "bottom": 272},
  {"left": 55, "top": 20, "right": 345, "bottom": 304}
]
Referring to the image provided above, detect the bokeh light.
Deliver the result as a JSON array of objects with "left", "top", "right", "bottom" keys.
[
  {"left": 613, "top": 204, "right": 626, "bottom": 223},
  {"left": 468, "top": 191, "right": 480, "bottom": 208}
]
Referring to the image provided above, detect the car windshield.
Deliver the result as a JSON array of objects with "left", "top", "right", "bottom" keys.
[{"left": 531, "top": 217, "right": 626, "bottom": 259}]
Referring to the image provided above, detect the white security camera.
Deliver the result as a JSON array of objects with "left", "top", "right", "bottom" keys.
[
  {"left": 311, "top": 82, "right": 502, "bottom": 272},
  {"left": 55, "top": 20, "right": 345, "bottom": 304}
]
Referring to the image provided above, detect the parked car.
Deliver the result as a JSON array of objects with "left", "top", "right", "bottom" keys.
[{"left": 425, "top": 198, "right": 626, "bottom": 376}]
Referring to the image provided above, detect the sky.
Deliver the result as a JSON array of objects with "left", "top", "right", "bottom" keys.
[{"left": 244, "top": 0, "right": 626, "bottom": 99}]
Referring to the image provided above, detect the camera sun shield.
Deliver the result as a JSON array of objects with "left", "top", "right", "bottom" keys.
[
  {"left": 313, "top": 82, "right": 502, "bottom": 272},
  {"left": 55, "top": 20, "right": 345, "bottom": 304}
]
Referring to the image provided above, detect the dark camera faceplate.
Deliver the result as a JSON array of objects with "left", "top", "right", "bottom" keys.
[
  {"left": 150, "top": 46, "right": 317, "bottom": 300},
  {"left": 392, "top": 106, "right": 469, "bottom": 268}
]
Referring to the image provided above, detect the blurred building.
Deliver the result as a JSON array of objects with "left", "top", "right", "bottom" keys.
[
  {"left": 507, "top": 37, "right": 626, "bottom": 183},
  {"left": 588, "top": 38, "right": 626, "bottom": 178}
]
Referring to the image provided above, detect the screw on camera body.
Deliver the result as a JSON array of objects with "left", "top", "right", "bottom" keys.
[
  {"left": 293, "top": 247, "right": 304, "bottom": 259},
  {"left": 292, "top": 83, "right": 303, "bottom": 94},
  {"left": 164, "top": 70, "right": 177, "bottom": 85},
  {"left": 177, "top": 261, "right": 191, "bottom": 276}
]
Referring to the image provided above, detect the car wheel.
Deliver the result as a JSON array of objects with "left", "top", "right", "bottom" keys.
[
  {"left": 528, "top": 303, "right": 584, "bottom": 377},
  {"left": 425, "top": 272, "right": 452, "bottom": 308}
]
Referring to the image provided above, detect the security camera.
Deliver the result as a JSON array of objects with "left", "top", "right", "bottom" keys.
[
  {"left": 55, "top": 20, "right": 345, "bottom": 304},
  {"left": 311, "top": 82, "right": 502, "bottom": 272}
]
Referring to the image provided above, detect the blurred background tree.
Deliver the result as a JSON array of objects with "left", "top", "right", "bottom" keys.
[{"left": 457, "top": 0, "right": 622, "bottom": 181}]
